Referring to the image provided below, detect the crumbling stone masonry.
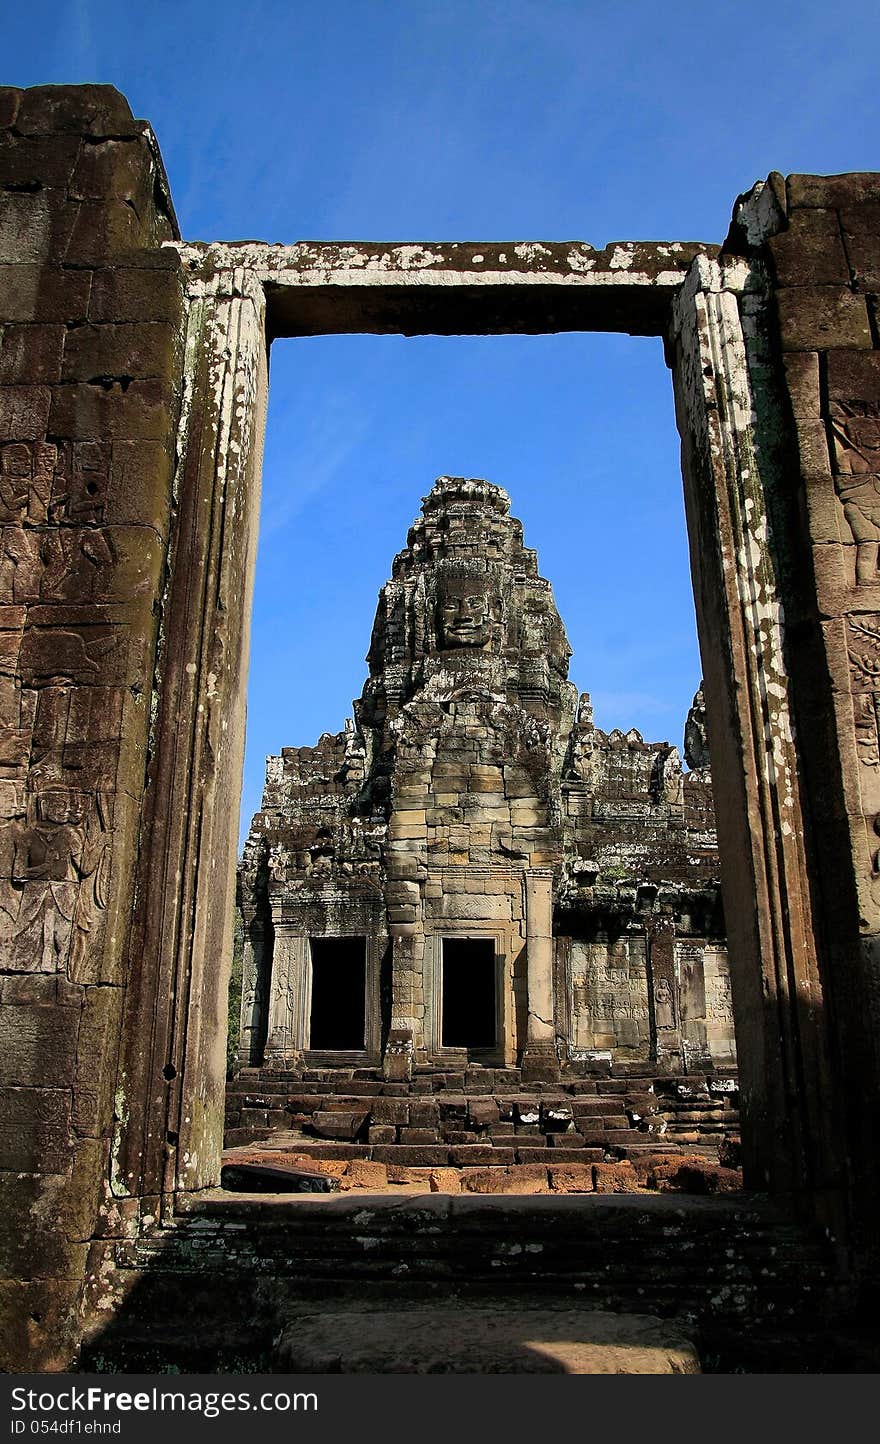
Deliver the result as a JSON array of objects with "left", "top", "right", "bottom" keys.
[
  {"left": 1, "top": 84, "right": 880, "bottom": 1370},
  {"left": 236, "top": 476, "right": 731, "bottom": 1092}
]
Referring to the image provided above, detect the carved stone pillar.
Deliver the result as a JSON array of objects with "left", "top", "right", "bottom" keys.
[
  {"left": 669, "top": 246, "right": 840, "bottom": 1211},
  {"left": 521, "top": 869, "right": 559, "bottom": 1080},
  {"left": 648, "top": 918, "right": 681, "bottom": 1067},
  {"left": 238, "top": 917, "right": 267, "bottom": 1066},
  {"left": 263, "top": 928, "right": 306, "bottom": 1067},
  {"left": 115, "top": 261, "right": 269, "bottom": 1204}
]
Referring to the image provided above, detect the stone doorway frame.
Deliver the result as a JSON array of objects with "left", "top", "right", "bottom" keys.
[
  {"left": 427, "top": 926, "right": 510, "bottom": 1066},
  {"left": 138, "top": 230, "right": 840, "bottom": 1229}
]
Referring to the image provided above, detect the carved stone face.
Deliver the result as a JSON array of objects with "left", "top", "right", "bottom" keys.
[{"left": 437, "top": 574, "right": 503, "bottom": 650}]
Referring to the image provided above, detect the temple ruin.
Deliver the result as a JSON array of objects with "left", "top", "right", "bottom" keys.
[
  {"left": 237, "top": 476, "right": 732, "bottom": 1088},
  {"left": 2, "top": 83, "right": 880, "bottom": 1371}
]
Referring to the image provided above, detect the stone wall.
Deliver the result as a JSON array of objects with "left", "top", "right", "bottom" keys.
[
  {"left": 738, "top": 174, "right": 880, "bottom": 1245},
  {"left": 0, "top": 86, "right": 184, "bottom": 1368}
]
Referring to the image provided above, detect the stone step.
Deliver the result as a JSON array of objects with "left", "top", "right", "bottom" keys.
[
  {"left": 78, "top": 1187, "right": 844, "bottom": 1374},
  {"left": 108, "top": 1192, "right": 839, "bottom": 1307},
  {"left": 273, "top": 1306, "right": 702, "bottom": 1373},
  {"left": 230, "top": 1067, "right": 739, "bottom": 1096}
]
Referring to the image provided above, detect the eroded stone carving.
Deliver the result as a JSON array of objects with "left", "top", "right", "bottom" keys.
[
  {"left": 847, "top": 616, "right": 880, "bottom": 767},
  {"left": 654, "top": 976, "right": 676, "bottom": 1030},
  {"left": 684, "top": 684, "right": 711, "bottom": 771},
  {"left": 436, "top": 565, "right": 504, "bottom": 651},
  {"left": 0, "top": 786, "right": 110, "bottom": 973},
  {"left": 831, "top": 401, "right": 880, "bottom": 583}
]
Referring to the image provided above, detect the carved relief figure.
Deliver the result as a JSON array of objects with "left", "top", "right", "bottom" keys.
[
  {"left": 654, "top": 976, "right": 676, "bottom": 1030},
  {"left": 847, "top": 616, "right": 880, "bottom": 768},
  {"left": 831, "top": 399, "right": 880, "bottom": 584},
  {"left": 0, "top": 442, "right": 55, "bottom": 525},
  {"left": 0, "top": 788, "right": 111, "bottom": 975},
  {"left": 837, "top": 475, "right": 880, "bottom": 584}
]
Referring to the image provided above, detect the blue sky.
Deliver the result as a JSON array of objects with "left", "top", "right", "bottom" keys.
[{"left": 8, "top": 2, "right": 880, "bottom": 843}]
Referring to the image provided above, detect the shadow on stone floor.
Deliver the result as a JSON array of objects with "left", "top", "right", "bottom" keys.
[{"left": 72, "top": 1188, "right": 865, "bottom": 1374}]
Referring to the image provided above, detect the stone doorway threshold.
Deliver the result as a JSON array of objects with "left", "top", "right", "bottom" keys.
[{"left": 274, "top": 1306, "right": 700, "bottom": 1373}]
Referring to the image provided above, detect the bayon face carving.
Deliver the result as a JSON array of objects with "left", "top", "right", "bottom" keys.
[{"left": 436, "top": 569, "right": 504, "bottom": 651}]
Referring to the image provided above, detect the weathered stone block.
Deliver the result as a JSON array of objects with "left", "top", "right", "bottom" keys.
[
  {"left": 769, "top": 210, "right": 850, "bottom": 285},
  {"left": 782, "top": 351, "right": 821, "bottom": 419},
  {"left": 0, "top": 324, "right": 65, "bottom": 384},
  {"left": 399, "top": 1127, "right": 440, "bottom": 1145},
  {"left": 48, "top": 378, "right": 174, "bottom": 439},
  {"left": 408, "top": 1099, "right": 440, "bottom": 1128},
  {"left": 548, "top": 1163, "right": 594, "bottom": 1192},
  {"left": 382, "top": 1166, "right": 430, "bottom": 1190},
  {"left": 428, "top": 1167, "right": 461, "bottom": 1193},
  {"left": 63, "top": 201, "right": 147, "bottom": 265},
  {"left": 827, "top": 348, "right": 880, "bottom": 405},
  {"left": 775, "top": 286, "right": 872, "bottom": 351},
  {"left": 450, "top": 1144, "right": 515, "bottom": 1166},
  {"left": 88, "top": 265, "right": 183, "bottom": 324},
  {"left": 0, "top": 89, "right": 21, "bottom": 129},
  {"left": 0, "top": 265, "right": 91, "bottom": 323},
  {"left": 0, "top": 194, "right": 69, "bottom": 266},
  {"left": 572, "top": 1097, "right": 612, "bottom": 1117},
  {"left": 69, "top": 140, "right": 152, "bottom": 207},
  {"left": 0, "top": 133, "right": 80, "bottom": 190},
  {"left": 593, "top": 1161, "right": 640, "bottom": 1193},
  {"left": 14, "top": 85, "right": 138, "bottom": 138},
  {"left": 239, "top": 1107, "right": 268, "bottom": 1127},
  {"left": 0, "top": 384, "right": 51, "bottom": 439},
  {"left": 0, "top": 1173, "right": 90, "bottom": 1276},
  {"left": 74, "top": 986, "right": 122, "bottom": 1138},
  {"left": 840, "top": 204, "right": 880, "bottom": 289},
  {"left": 467, "top": 1097, "right": 499, "bottom": 1129},
  {"left": 793, "top": 417, "right": 831, "bottom": 476},
  {"left": 0, "top": 1087, "right": 71, "bottom": 1173},
  {"left": 372, "top": 1144, "right": 450, "bottom": 1166},
  {"left": 0, "top": 1003, "right": 78, "bottom": 1087},
  {"left": 788, "top": 173, "right": 880, "bottom": 209},
  {"left": 370, "top": 1097, "right": 409, "bottom": 1126},
  {"left": 62, "top": 322, "right": 181, "bottom": 385},
  {"left": 346, "top": 1159, "right": 388, "bottom": 1188},
  {"left": 311, "top": 1109, "right": 368, "bottom": 1139},
  {"left": 0, "top": 1280, "right": 82, "bottom": 1374}
]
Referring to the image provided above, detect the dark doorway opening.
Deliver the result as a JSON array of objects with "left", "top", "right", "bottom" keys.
[
  {"left": 442, "top": 937, "right": 496, "bottom": 1049},
  {"left": 309, "top": 937, "right": 366, "bottom": 1049}
]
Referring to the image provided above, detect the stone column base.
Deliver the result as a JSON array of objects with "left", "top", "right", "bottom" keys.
[
  {"left": 383, "top": 1029, "right": 414, "bottom": 1081},
  {"left": 263, "top": 1047, "right": 304, "bottom": 1072},
  {"left": 521, "top": 1042, "right": 560, "bottom": 1083}
]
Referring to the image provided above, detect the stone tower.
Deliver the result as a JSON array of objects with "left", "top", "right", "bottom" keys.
[{"left": 238, "top": 477, "right": 730, "bottom": 1082}]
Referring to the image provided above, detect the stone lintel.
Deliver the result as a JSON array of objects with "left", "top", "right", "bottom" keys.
[{"left": 171, "top": 239, "right": 722, "bottom": 339}]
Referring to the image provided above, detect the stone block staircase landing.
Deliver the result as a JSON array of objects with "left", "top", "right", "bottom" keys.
[{"left": 224, "top": 1063, "right": 740, "bottom": 1168}]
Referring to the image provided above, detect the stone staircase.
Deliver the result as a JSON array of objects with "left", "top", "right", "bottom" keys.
[
  {"left": 224, "top": 1063, "right": 740, "bottom": 1166},
  {"left": 78, "top": 1190, "right": 851, "bottom": 1373}
]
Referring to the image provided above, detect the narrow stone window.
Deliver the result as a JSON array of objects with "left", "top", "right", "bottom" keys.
[
  {"left": 442, "top": 937, "right": 496, "bottom": 1049},
  {"left": 309, "top": 937, "right": 367, "bottom": 1049}
]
